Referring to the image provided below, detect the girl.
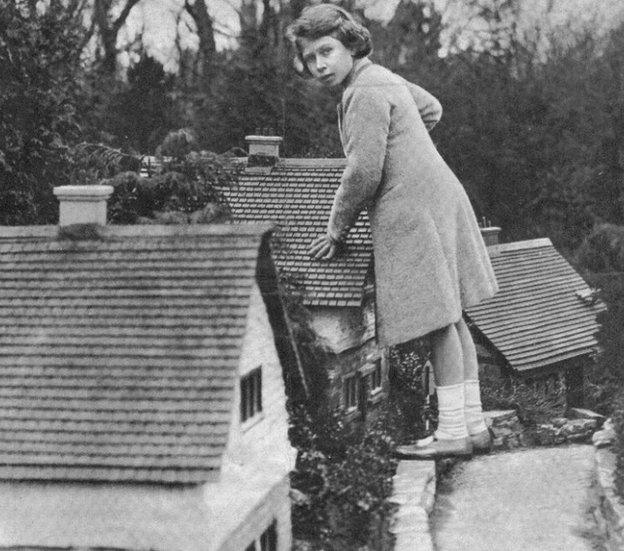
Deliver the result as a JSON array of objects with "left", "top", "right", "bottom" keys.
[{"left": 287, "top": 4, "right": 498, "bottom": 459}]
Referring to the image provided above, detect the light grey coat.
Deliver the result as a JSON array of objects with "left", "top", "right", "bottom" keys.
[{"left": 328, "top": 58, "right": 498, "bottom": 347}]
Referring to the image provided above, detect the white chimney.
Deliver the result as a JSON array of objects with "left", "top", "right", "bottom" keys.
[
  {"left": 480, "top": 226, "right": 502, "bottom": 246},
  {"left": 53, "top": 185, "right": 113, "bottom": 226},
  {"left": 245, "top": 135, "right": 282, "bottom": 159}
]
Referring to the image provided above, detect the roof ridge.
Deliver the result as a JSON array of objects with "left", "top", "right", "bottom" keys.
[
  {"left": 0, "top": 223, "right": 274, "bottom": 243},
  {"left": 277, "top": 158, "right": 346, "bottom": 167},
  {"left": 488, "top": 237, "right": 553, "bottom": 254}
]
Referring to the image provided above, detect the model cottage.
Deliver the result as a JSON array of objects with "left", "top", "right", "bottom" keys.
[{"left": 0, "top": 186, "right": 296, "bottom": 551}]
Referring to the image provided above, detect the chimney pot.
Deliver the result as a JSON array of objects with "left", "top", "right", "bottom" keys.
[
  {"left": 54, "top": 185, "right": 113, "bottom": 226},
  {"left": 480, "top": 226, "right": 502, "bottom": 246},
  {"left": 245, "top": 135, "right": 282, "bottom": 159}
]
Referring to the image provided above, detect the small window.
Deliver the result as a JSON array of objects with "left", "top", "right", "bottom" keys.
[
  {"left": 241, "top": 367, "right": 262, "bottom": 423},
  {"left": 344, "top": 374, "right": 359, "bottom": 411},
  {"left": 370, "top": 360, "right": 382, "bottom": 392},
  {"left": 260, "top": 520, "right": 278, "bottom": 551}
]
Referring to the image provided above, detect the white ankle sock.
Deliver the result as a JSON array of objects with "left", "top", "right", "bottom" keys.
[
  {"left": 435, "top": 382, "right": 469, "bottom": 440},
  {"left": 464, "top": 379, "right": 488, "bottom": 435}
]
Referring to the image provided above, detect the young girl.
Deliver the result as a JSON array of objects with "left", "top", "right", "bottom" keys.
[{"left": 287, "top": 4, "right": 498, "bottom": 459}]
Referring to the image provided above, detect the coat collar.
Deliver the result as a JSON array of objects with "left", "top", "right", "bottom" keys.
[{"left": 341, "top": 57, "right": 373, "bottom": 90}]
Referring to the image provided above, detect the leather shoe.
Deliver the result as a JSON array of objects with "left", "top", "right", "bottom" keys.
[
  {"left": 470, "top": 428, "right": 493, "bottom": 454},
  {"left": 394, "top": 436, "right": 473, "bottom": 460}
]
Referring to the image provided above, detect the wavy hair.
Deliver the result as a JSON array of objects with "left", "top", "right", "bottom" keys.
[{"left": 286, "top": 4, "right": 373, "bottom": 76}]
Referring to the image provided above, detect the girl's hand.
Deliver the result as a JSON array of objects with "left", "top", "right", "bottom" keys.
[{"left": 308, "top": 234, "right": 338, "bottom": 260}]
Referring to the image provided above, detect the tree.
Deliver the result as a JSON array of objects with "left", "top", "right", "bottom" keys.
[
  {"left": 97, "top": 54, "right": 182, "bottom": 153},
  {"left": 0, "top": 0, "right": 85, "bottom": 224},
  {"left": 91, "top": 0, "right": 142, "bottom": 73},
  {"left": 184, "top": 0, "right": 217, "bottom": 86}
]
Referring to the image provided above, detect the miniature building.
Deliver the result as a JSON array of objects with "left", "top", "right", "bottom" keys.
[
  {"left": 0, "top": 187, "right": 296, "bottom": 550},
  {"left": 465, "top": 237, "right": 605, "bottom": 406},
  {"left": 225, "top": 139, "right": 385, "bottom": 421}
]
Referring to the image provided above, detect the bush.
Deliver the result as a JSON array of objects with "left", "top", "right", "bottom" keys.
[
  {"left": 104, "top": 131, "right": 238, "bottom": 224},
  {"left": 388, "top": 338, "right": 432, "bottom": 441},
  {"left": 289, "top": 403, "right": 398, "bottom": 550},
  {"left": 480, "top": 372, "right": 566, "bottom": 424},
  {"left": 576, "top": 224, "right": 624, "bottom": 415}
]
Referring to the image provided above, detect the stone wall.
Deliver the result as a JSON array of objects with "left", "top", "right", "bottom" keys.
[{"left": 308, "top": 305, "right": 374, "bottom": 354}]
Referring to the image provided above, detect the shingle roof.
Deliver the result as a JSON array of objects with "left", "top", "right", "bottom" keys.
[
  {"left": 0, "top": 223, "right": 272, "bottom": 484},
  {"left": 225, "top": 158, "right": 372, "bottom": 307},
  {"left": 465, "top": 238, "right": 605, "bottom": 372}
]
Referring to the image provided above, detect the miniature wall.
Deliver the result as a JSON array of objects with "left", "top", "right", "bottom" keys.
[{"left": 216, "top": 282, "right": 296, "bottom": 551}]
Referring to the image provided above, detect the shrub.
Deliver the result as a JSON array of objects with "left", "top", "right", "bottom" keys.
[
  {"left": 480, "top": 371, "right": 566, "bottom": 424},
  {"left": 576, "top": 224, "right": 624, "bottom": 415},
  {"left": 388, "top": 338, "right": 432, "bottom": 441},
  {"left": 103, "top": 131, "right": 238, "bottom": 224},
  {"left": 289, "top": 403, "right": 398, "bottom": 550}
]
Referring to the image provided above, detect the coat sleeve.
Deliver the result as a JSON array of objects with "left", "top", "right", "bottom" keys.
[
  {"left": 405, "top": 81, "right": 442, "bottom": 131},
  {"left": 327, "top": 85, "right": 391, "bottom": 242}
]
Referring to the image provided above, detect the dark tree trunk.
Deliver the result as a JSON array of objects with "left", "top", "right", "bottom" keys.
[{"left": 185, "top": 0, "right": 217, "bottom": 85}]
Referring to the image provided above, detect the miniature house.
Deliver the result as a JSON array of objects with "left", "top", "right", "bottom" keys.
[
  {"left": 225, "top": 138, "right": 386, "bottom": 420},
  {"left": 465, "top": 236, "right": 605, "bottom": 406},
  {"left": 0, "top": 186, "right": 296, "bottom": 551}
]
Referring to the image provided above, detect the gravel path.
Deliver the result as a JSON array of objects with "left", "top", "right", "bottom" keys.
[{"left": 431, "top": 445, "right": 601, "bottom": 551}]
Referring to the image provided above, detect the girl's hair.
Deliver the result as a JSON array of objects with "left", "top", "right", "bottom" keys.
[{"left": 286, "top": 4, "right": 372, "bottom": 76}]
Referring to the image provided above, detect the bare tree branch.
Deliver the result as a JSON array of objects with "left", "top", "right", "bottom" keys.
[{"left": 112, "top": 0, "right": 141, "bottom": 35}]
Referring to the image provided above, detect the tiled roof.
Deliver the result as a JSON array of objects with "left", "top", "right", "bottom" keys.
[
  {"left": 0, "top": 223, "right": 271, "bottom": 484},
  {"left": 225, "top": 158, "right": 372, "bottom": 307},
  {"left": 466, "top": 238, "right": 605, "bottom": 372}
]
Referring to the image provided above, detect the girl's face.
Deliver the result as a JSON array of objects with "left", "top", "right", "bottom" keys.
[{"left": 299, "top": 35, "right": 355, "bottom": 87}]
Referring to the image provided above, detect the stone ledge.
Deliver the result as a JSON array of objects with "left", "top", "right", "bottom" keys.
[
  {"left": 389, "top": 460, "right": 436, "bottom": 551},
  {"left": 593, "top": 447, "right": 624, "bottom": 551}
]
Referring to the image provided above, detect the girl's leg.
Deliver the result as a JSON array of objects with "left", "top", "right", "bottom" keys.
[
  {"left": 395, "top": 323, "right": 473, "bottom": 458},
  {"left": 429, "top": 324, "right": 468, "bottom": 440},
  {"left": 455, "top": 318, "right": 488, "bottom": 436}
]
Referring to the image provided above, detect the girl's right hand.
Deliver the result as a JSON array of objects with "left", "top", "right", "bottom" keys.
[{"left": 308, "top": 234, "right": 338, "bottom": 260}]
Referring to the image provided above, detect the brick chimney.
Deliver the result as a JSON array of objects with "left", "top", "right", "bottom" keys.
[
  {"left": 245, "top": 135, "right": 282, "bottom": 170},
  {"left": 53, "top": 185, "right": 113, "bottom": 226}
]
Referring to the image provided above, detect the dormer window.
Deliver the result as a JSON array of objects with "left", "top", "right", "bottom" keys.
[{"left": 241, "top": 367, "right": 263, "bottom": 423}]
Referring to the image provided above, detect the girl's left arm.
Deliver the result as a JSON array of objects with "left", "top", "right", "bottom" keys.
[{"left": 327, "top": 85, "right": 391, "bottom": 243}]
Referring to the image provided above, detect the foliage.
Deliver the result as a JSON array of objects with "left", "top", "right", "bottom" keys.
[
  {"left": 279, "top": 277, "right": 332, "bottom": 407},
  {"left": 70, "top": 142, "right": 142, "bottom": 187},
  {"left": 289, "top": 403, "right": 398, "bottom": 550},
  {"left": 0, "top": 1, "right": 85, "bottom": 225},
  {"left": 576, "top": 224, "right": 624, "bottom": 414},
  {"left": 104, "top": 130, "right": 237, "bottom": 224},
  {"left": 94, "top": 55, "right": 183, "bottom": 153},
  {"left": 388, "top": 338, "right": 432, "bottom": 440},
  {"left": 612, "top": 389, "right": 624, "bottom": 499},
  {"left": 480, "top": 371, "right": 567, "bottom": 424}
]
